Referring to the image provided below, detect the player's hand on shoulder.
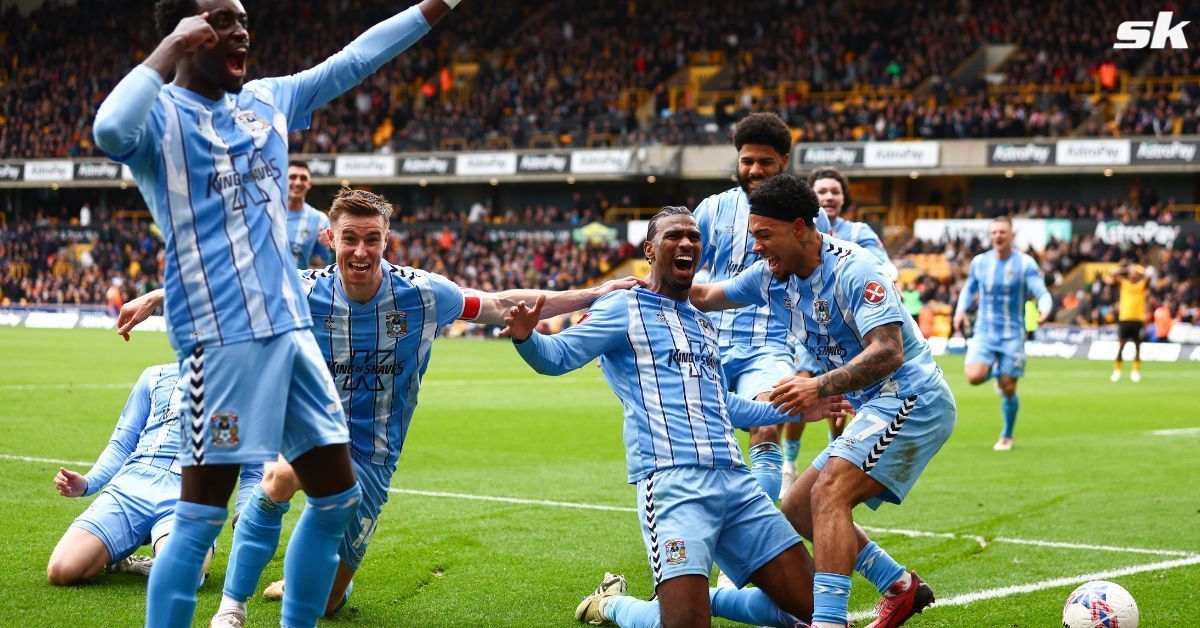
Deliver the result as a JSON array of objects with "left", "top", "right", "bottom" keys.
[
  {"left": 593, "top": 276, "right": 646, "bottom": 298},
  {"left": 171, "top": 13, "right": 219, "bottom": 52},
  {"left": 501, "top": 295, "right": 546, "bottom": 342},
  {"left": 54, "top": 467, "right": 86, "bottom": 498}
]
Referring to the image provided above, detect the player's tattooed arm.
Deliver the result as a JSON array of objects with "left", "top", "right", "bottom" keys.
[{"left": 815, "top": 323, "right": 904, "bottom": 397}]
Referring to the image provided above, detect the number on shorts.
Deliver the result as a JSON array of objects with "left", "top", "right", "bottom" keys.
[
  {"left": 850, "top": 413, "right": 888, "bottom": 441},
  {"left": 351, "top": 516, "right": 378, "bottom": 549}
]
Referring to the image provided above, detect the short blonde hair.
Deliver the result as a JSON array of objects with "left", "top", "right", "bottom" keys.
[{"left": 328, "top": 187, "right": 392, "bottom": 227}]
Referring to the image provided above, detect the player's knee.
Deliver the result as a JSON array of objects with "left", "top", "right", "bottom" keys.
[
  {"left": 750, "top": 424, "right": 780, "bottom": 446},
  {"left": 780, "top": 493, "right": 814, "bottom": 540},
  {"left": 261, "top": 466, "right": 300, "bottom": 502},
  {"left": 809, "top": 472, "right": 852, "bottom": 514},
  {"left": 998, "top": 377, "right": 1018, "bottom": 396},
  {"left": 46, "top": 557, "right": 85, "bottom": 586}
]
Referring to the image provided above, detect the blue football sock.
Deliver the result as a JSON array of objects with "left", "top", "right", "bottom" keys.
[
  {"left": 854, "top": 541, "right": 907, "bottom": 595},
  {"left": 222, "top": 485, "right": 291, "bottom": 602},
  {"left": 146, "top": 501, "right": 227, "bottom": 628},
  {"left": 812, "top": 572, "right": 851, "bottom": 625},
  {"left": 1001, "top": 393, "right": 1019, "bottom": 439},
  {"left": 281, "top": 483, "right": 361, "bottom": 628},
  {"left": 605, "top": 595, "right": 662, "bottom": 628},
  {"left": 783, "top": 439, "right": 801, "bottom": 463},
  {"left": 749, "top": 442, "right": 784, "bottom": 502},
  {"left": 710, "top": 586, "right": 805, "bottom": 627}
]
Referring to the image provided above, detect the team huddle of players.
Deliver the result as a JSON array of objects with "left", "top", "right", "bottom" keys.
[{"left": 45, "top": 1, "right": 1071, "bottom": 627}]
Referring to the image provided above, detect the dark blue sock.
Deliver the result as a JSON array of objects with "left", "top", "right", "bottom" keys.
[{"left": 146, "top": 501, "right": 227, "bottom": 628}]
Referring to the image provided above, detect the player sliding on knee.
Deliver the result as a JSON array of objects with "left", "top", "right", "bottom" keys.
[
  {"left": 504, "top": 206, "right": 852, "bottom": 627},
  {"left": 118, "top": 187, "right": 642, "bottom": 627},
  {"left": 47, "top": 364, "right": 260, "bottom": 588}
]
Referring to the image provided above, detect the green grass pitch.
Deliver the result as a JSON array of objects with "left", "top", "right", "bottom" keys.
[{"left": 0, "top": 327, "right": 1196, "bottom": 626}]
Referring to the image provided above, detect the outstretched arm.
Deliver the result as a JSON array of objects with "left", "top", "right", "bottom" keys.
[
  {"left": 725, "top": 390, "right": 854, "bottom": 427},
  {"left": 504, "top": 296, "right": 624, "bottom": 376},
  {"left": 76, "top": 370, "right": 155, "bottom": 495},
  {"left": 689, "top": 282, "right": 751, "bottom": 313},
  {"left": 769, "top": 323, "right": 904, "bottom": 415},
  {"left": 277, "top": 0, "right": 460, "bottom": 125},
  {"left": 472, "top": 276, "right": 643, "bottom": 326}
]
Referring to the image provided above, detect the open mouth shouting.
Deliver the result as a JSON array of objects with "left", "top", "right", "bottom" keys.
[
  {"left": 227, "top": 48, "right": 247, "bottom": 78},
  {"left": 345, "top": 260, "right": 372, "bottom": 278},
  {"left": 672, "top": 253, "right": 696, "bottom": 278}
]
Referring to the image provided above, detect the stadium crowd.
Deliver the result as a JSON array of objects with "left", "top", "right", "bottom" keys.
[
  {"left": 3, "top": 0, "right": 1196, "bottom": 157},
  {"left": 0, "top": 203, "right": 635, "bottom": 310}
]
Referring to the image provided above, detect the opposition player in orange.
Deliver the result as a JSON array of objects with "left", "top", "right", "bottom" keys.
[{"left": 1109, "top": 262, "right": 1150, "bottom": 382}]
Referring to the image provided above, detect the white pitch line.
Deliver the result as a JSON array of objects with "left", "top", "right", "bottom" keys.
[
  {"left": 847, "top": 554, "right": 1200, "bottom": 622},
  {"left": 0, "top": 382, "right": 135, "bottom": 391},
  {"left": 4, "top": 452, "right": 1195, "bottom": 560},
  {"left": 388, "top": 487, "right": 636, "bottom": 513},
  {"left": 1150, "top": 427, "right": 1200, "bottom": 436},
  {"left": 0, "top": 453, "right": 93, "bottom": 467}
]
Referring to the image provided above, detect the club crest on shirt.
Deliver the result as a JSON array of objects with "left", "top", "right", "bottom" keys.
[
  {"left": 863, "top": 281, "right": 887, "bottom": 306},
  {"left": 323, "top": 316, "right": 337, "bottom": 331},
  {"left": 233, "top": 110, "right": 272, "bottom": 136},
  {"left": 385, "top": 310, "right": 408, "bottom": 338},
  {"left": 696, "top": 316, "right": 715, "bottom": 338},
  {"left": 813, "top": 298, "right": 832, "bottom": 323},
  {"left": 783, "top": 294, "right": 795, "bottom": 310},
  {"left": 664, "top": 538, "right": 688, "bottom": 565},
  {"left": 209, "top": 411, "right": 239, "bottom": 448},
  {"left": 655, "top": 310, "right": 668, "bottom": 324}
]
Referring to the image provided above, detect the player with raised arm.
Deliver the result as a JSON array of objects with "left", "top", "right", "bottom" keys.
[
  {"left": 689, "top": 174, "right": 955, "bottom": 628},
  {"left": 91, "top": 0, "right": 462, "bottom": 625},
  {"left": 47, "top": 364, "right": 260, "bottom": 587},
  {"left": 693, "top": 112, "right": 830, "bottom": 504},
  {"left": 505, "top": 206, "right": 853, "bottom": 628},
  {"left": 1109, "top": 261, "right": 1149, "bottom": 383},
  {"left": 285, "top": 161, "right": 331, "bottom": 269},
  {"left": 118, "top": 188, "right": 642, "bottom": 626},
  {"left": 953, "top": 216, "right": 1053, "bottom": 451}
]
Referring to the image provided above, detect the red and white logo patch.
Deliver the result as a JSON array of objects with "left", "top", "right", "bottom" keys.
[{"left": 863, "top": 281, "right": 887, "bottom": 305}]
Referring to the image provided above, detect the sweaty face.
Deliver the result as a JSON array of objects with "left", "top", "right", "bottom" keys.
[
  {"left": 287, "top": 166, "right": 312, "bottom": 202},
  {"left": 332, "top": 214, "right": 389, "bottom": 290},
  {"left": 749, "top": 214, "right": 805, "bottom": 279},
  {"left": 811, "top": 177, "right": 844, "bottom": 221},
  {"left": 646, "top": 215, "right": 702, "bottom": 291},
  {"left": 736, "top": 144, "right": 787, "bottom": 195},
  {"left": 990, "top": 221, "right": 1014, "bottom": 252},
  {"left": 192, "top": 0, "right": 250, "bottom": 93}
]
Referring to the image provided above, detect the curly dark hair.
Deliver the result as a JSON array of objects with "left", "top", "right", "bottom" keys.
[
  {"left": 732, "top": 112, "right": 792, "bottom": 157},
  {"left": 646, "top": 206, "right": 693, "bottom": 242},
  {"left": 806, "top": 167, "right": 851, "bottom": 206},
  {"left": 155, "top": 0, "right": 200, "bottom": 40},
  {"left": 748, "top": 174, "right": 819, "bottom": 226}
]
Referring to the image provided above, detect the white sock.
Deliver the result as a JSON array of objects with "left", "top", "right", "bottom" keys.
[{"left": 218, "top": 594, "right": 246, "bottom": 615}]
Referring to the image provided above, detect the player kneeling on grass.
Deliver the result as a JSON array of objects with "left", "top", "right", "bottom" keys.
[
  {"left": 503, "top": 206, "right": 853, "bottom": 628},
  {"left": 118, "top": 187, "right": 642, "bottom": 626},
  {"left": 48, "top": 364, "right": 261, "bottom": 587}
]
